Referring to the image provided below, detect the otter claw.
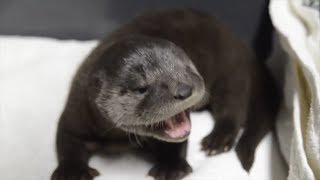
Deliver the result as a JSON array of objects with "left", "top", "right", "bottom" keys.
[
  {"left": 208, "top": 150, "right": 218, "bottom": 155},
  {"left": 224, "top": 146, "right": 229, "bottom": 152}
]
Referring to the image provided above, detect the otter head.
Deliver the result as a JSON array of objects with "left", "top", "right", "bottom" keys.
[{"left": 93, "top": 36, "right": 206, "bottom": 142}]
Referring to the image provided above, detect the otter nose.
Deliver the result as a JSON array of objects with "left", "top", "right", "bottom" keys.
[{"left": 174, "top": 83, "right": 193, "bottom": 100}]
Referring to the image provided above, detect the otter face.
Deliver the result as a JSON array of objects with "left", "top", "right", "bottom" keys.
[{"left": 95, "top": 37, "right": 206, "bottom": 142}]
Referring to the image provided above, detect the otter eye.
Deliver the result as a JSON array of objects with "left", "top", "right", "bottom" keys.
[{"left": 133, "top": 86, "right": 148, "bottom": 94}]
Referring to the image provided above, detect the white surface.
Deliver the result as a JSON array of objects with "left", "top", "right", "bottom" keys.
[
  {"left": 0, "top": 36, "right": 287, "bottom": 180},
  {"left": 270, "top": 0, "right": 320, "bottom": 179}
]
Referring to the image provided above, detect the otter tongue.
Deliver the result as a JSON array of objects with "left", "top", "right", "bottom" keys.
[{"left": 164, "top": 111, "right": 191, "bottom": 139}]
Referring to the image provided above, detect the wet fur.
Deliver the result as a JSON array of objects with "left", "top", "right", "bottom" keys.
[{"left": 52, "top": 9, "right": 280, "bottom": 180}]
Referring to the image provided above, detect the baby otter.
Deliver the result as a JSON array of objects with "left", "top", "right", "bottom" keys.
[{"left": 51, "top": 9, "right": 279, "bottom": 180}]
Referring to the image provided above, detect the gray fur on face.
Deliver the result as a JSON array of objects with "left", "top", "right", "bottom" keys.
[{"left": 94, "top": 37, "right": 206, "bottom": 141}]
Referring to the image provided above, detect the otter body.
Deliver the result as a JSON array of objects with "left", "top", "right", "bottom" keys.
[{"left": 52, "top": 9, "right": 279, "bottom": 180}]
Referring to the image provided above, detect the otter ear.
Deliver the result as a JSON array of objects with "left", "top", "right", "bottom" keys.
[
  {"left": 88, "top": 71, "right": 107, "bottom": 101},
  {"left": 91, "top": 71, "right": 107, "bottom": 87}
]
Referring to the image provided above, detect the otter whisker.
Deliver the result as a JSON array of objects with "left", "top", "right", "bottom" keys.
[
  {"left": 134, "top": 133, "right": 143, "bottom": 147},
  {"left": 127, "top": 132, "right": 134, "bottom": 146}
]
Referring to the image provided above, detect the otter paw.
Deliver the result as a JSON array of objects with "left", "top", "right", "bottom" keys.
[
  {"left": 51, "top": 164, "right": 99, "bottom": 180},
  {"left": 201, "top": 130, "right": 237, "bottom": 155},
  {"left": 235, "top": 141, "right": 255, "bottom": 172},
  {"left": 148, "top": 158, "right": 192, "bottom": 180}
]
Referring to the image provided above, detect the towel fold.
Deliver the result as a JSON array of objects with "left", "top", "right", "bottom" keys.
[{"left": 269, "top": 0, "right": 320, "bottom": 179}]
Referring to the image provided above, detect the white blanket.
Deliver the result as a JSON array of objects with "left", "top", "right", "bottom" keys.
[
  {"left": 269, "top": 0, "right": 320, "bottom": 179},
  {"left": 0, "top": 36, "right": 287, "bottom": 180}
]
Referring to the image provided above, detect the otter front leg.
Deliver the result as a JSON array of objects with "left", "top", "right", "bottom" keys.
[
  {"left": 201, "top": 80, "right": 249, "bottom": 155},
  {"left": 148, "top": 140, "right": 192, "bottom": 180},
  {"left": 201, "top": 118, "right": 240, "bottom": 155},
  {"left": 51, "top": 130, "right": 99, "bottom": 180}
]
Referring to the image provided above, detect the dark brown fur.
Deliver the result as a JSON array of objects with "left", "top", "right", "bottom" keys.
[{"left": 51, "top": 9, "right": 279, "bottom": 180}]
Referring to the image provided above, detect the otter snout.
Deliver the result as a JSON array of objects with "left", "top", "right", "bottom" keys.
[{"left": 174, "top": 83, "right": 193, "bottom": 100}]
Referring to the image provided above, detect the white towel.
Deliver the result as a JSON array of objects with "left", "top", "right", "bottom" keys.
[{"left": 269, "top": 0, "right": 320, "bottom": 179}]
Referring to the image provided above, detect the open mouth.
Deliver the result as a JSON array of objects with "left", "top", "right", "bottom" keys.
[
  {"left": 145, "top": 110, "right": 191, "bottom": 140},
  {"left": 121, "top": 110, "right": 191, "bottom": 141}
]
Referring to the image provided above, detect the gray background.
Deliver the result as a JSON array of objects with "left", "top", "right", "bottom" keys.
[{"left": 0, "top": 0, "right": 267, "bottom": 47}]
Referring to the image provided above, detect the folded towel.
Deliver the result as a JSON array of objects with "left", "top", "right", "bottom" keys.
[{"left": 269, "top": 0, "right": 320, "bottom": 179}]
